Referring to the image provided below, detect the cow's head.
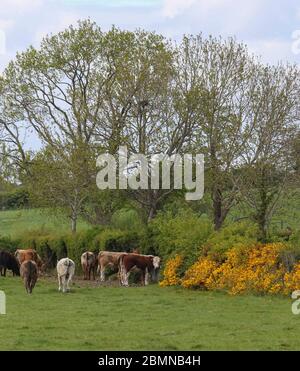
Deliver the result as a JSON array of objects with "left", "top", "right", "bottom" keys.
[
  {"left": 152, "top": 256, "right": 161, "bottom": 269},
  {"left": 151, "top": 256, "right": 161, "bottom": 282}
]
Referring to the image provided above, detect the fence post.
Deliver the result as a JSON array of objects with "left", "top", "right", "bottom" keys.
[{"left": 0, "top": 290, "right": 6, "bottom": 315}]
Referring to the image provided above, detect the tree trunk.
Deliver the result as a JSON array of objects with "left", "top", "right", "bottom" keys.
[
  {"left": 147, "top": 204, "right": 157, "bottom": 223},
  {"left": 71, "top": 214, "right": 77, "bottom": 234},
  {"left": 210, "top": 142, "right": 227, "bottom": 230},
  {"left": 256, "top": 166, "right": 268, "bottom": 242},
  {"left": 213, "top": 187, "right": 223, "bottom": 230}
]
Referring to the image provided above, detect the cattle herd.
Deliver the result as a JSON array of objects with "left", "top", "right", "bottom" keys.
[{"left": 0, "top": 248, "right": 161, "bottom": 294}]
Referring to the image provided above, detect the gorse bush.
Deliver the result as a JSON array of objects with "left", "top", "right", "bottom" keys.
[
  {"left": 162, "top": 242, "right": 300, "bottom": 296},
  {"left": 159, "top": 255, "right": 183, "bottom": 287}
]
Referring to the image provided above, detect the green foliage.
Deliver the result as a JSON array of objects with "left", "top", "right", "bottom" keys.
[
  {"left": 95, "top": 229, "right": 140, "bottom": 252},
  {"left": 111, "top": 208, "right": 145, "bottom": 232},
  {"left": 204, "top": 221, "right": 259, "bottom": 261},
  {"left": 0, "top": 188, "right": 29, "bottom": 210},
  {"left": 151, "top": 210, "right": 213, "bottom": 267},
  {"left": 0, "top": 236, "right": 20, "bottom": 253},
  {"left": 6, "top": 226, "right": 140, "bottom": 273}
]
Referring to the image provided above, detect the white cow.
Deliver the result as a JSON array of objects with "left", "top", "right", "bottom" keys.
[{"left": 57, "top": 258, "right": 75, "bottom": 293}]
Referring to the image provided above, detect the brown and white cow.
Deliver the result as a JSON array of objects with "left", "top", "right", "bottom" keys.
[
  {"left": 20, "top": 260, "right": 38, "bottom": 294},
  {"left": 118, "top": 254, "right": 161, "bottom": 287},
  {"left": 97, "top": 251, "right": 126, "bottom": 282},
  {"left": 81, "top": 252, "right": 97, "bottom": 280}
]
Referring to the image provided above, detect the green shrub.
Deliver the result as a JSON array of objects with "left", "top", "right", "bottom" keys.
[
  {"left": 96, "top": 229, "right": 140, "bottom": 252},
  {"left": 13, "top": 226, "right": 141, "bottom": 273},
  {"left": 0, "top": 188, "right": 29, "bottom": 210},
  {"left": 0, "top": 236, "right": 20, "bottom": 253},
  {"left": 151, "top": 210, "right": 213, "bottom": 269},
  {"left": 204, "top": 221, "right": 259, "bottom": 261},
  {"left": 111, "top": 208, "right": 145, "bottom": 232}
]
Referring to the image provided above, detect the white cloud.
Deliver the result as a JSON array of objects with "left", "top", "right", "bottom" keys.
[
  {"left": 247, "top": 38, "right": 298, "bottom": 65},
  {"left": 0, "top": 0, "right": 42, "bottom": 14},
  {"left": 162, "top": 0, "right": 197, "bottom": 18},
  {"left": 0, "top": 30, "right": 6, "bottom": 55},
  {"left": 0, "top": 19, "right": 14, "bottom": 30},
  {"left": 33, "top": 13, "right": 81, "bottom": 45}
]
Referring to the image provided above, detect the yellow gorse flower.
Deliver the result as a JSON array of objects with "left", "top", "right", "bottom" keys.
[
  {"left": 160, "top": 243, "right": 300, "bottom": 296},
  {"left": 159, "top": 255, "right": 183, "bottom": 287}
]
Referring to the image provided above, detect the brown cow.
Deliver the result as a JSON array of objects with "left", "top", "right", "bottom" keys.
[
  {"left": 119, "top": 254, "right": 161, "bottom": 287},
  {"left": 81, "top": 252, "right": 97, "bottom": 280},
  {"left": 97, "top": 251, "right": 127, "bottom": 282},
  {"left": 20, "top": 260, "right": 38, "bottom": 294},
  {"left": 15, "top": 249, "right": 43, "bottom": 274},
  {"left": 15, "top": 249, "right": 38, "bottom": 264}
]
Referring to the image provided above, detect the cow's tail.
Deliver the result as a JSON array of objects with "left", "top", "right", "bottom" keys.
[
  {"left": 65, "top": 259, "right": 72, "bottom": 280},
  {"left": 28, "top": 260, "right": 33, "bottom": 278}
]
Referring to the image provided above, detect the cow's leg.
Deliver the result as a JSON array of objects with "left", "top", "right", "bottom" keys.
[
  {"left": 141, "top": 270, "right": 146, "bottom": 286},
  {"left": 93, "top": 266, "right": 96, "bottom": 281},
  {"left": 24, "top": 278, "right": 29, "bottom": 294},
  {"left": 3, "top": 268, "right": 6, "bottom": 277},
  {"left": 66, "top": 275, "right": 72, "bottom": 291},
  {"left": 118, "top": 268, "right": 122, "bottom": 286},
  {"left": 145, "top": 268, "right": 150, "bottom": 286},
  {"left": 100, "top": 265, "right": 105, "bottom": 282},
  {"left": 66, "top": 277, "right": 70, "bottom": 291},
  {"left": 121, "top": 268, "right": 129, "bottom": 287},
  {"left": 31, "top": 276, "right": 37, "bottom": 294},
  {"left": 88, "top": 266, "right": 91, "bottom": 281},
  {"left": 58, "top": 275, "right": 62, "bottom": 292},
  {"left": 28, "top": 279, "right": 33, "bottom": 294},
  {"left": 62, "top": 276, "right": 67, "bottom": 293}
]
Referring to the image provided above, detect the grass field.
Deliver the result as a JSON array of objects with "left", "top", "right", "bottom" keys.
[
  {"left": 0, "top": 209, "right": 90, "bottom": 238},
  {"left": 0, "top": 276, "right": 299, "bottom": 351},
  {"left": 1, "top": 189, "right": 299, "bottom": 239}
]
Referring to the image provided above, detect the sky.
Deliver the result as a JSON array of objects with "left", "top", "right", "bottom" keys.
[{"left": 0, "top": 0, "right": 300, "bottom": 73}]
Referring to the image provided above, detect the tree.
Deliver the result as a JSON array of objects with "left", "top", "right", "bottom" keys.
[
  {"left": 27, "top": 143, "right": 95, "bottom": 233},
  {"left": 96, "top": 28, "right": 202, "bottom": 221},
  {"left": 1, "top": 20, "right": 115, "bottom": 230},
  {"left": 182, "top": 35, "right": 257, "bottom": 229},
  {"left": 235, "top": 64, "right": 299, "bottom": 240},
  {"left": 0, "top": 76, "right": 31, "bottom": 180}
]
